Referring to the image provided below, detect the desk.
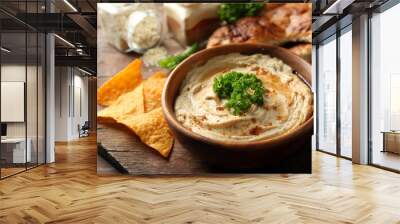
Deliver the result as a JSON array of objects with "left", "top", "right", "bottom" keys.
[
  {"left": 382, "top": 131, "right": 400, "bottom": 154},
  {"left": 1, "top": 138, "right": 31, "bottom": 163}
]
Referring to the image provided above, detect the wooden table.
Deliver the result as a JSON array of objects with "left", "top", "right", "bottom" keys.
[
  {"left": 97, "top": 23, "right": 312, "bottom": 175},
  {"left": 1, "top": 138, "right": 32, "bottom": 164},
  {"left": 381, "top": 131, "right": 400, "bottom": 154}
]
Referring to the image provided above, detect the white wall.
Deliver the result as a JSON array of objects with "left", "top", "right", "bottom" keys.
[
  {"left": 54, "top": 67, "right": 89, "bottom": 141},
  {"left": 1, "top": 65, "right": 41, "bottom": 138},
  {"left": 72, "top": 73, "right": 89, "bottom": 138},
  {"left": 55, "top": 66, "right": 70, "bottom": 141},
  {"left": 1, "top": 65, "right": 26, "bottom": 138}
]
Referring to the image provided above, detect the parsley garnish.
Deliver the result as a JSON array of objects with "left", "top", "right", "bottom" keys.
[
  {"left": 218, "top": 3, "right": 264, "bottom": 23},
  {"left": 213, "top": 71, "right": 265, "bottom": 115},
  {"left": 159, "top": 43, "right": 199, "bottom": 70}
]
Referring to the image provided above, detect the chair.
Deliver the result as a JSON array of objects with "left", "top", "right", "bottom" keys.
[{"left": 79, "top": 121, "right": 90, "bottom": 138}]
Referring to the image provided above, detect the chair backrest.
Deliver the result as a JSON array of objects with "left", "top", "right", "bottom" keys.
[{"left": 82, "top": 121, "right": 90, "bottom": 129}]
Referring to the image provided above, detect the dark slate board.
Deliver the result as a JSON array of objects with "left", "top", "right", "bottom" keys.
[
  {"left": 97, "top": 123, "right": 212, "bottom": 174},
  {"left": 97, "top": 122, "right": 311, "bottom": 174}
]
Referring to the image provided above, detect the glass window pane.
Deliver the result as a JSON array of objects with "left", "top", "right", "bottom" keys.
[
  {"left": 1, "top": 31, "right": 27, "bottom": 177},
  {"left": 0, "top": 0, "right": 46, "bottom": 179},
  {"left": 312, "top": 45, "right": 317, "bottom": 150},
  {"left": 38, "top": 33, "right": 45, "bottom": 165},
  {"left": 317, "top": 37, "right": 337, "bottom": 154},
  {"left": 371, "top": 4, "right": 400, "bottom": 171},
  {"left": 340, "top": 28, "right": 352, "bottom": 158},
  {"left": 27, "top": 31, "right": 38, "bottom": 169}
]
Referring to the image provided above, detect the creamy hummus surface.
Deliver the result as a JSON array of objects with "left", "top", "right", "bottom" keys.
[{"left": 174, "top": 53, "right": 313, "bottom": 142}]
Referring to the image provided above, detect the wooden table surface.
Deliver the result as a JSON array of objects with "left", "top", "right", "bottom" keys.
[
  {"left": 97, "top": 23, "right": 213, "bottom": 174},
  {"left": 97, "top": 23, "right": 311, "bottom": 175},
  {"left": 96, "top": 32, "right": 217, "bottom": 174}
]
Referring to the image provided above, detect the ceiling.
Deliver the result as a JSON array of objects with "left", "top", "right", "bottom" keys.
[
  {"left": 0, "top": 0, "right": 97, "bottom": 74},
  {"left": 1, "top": 31, "right": 45, "bottom": 64},
  {"left": 312, "top": 0, "right": 391, "bottom": 43}
]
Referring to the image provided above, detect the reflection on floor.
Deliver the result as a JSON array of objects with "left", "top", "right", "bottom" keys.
[
  {"left": 1, "top": 167, "right": 25, "bottom": 177},
  {"left": 0, "top": 163, "right": 43, "bottom": 178},
  {"left": 373, "top": 150, "right": 400, "bottom": 171},
  {"left": 0, "top": 135, "right": 400, "bottom": 223},
  {"left": 97, "top": 154, "right": 118, "bottom": 174}
]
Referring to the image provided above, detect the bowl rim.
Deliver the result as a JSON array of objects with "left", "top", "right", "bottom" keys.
[{"left": 161, "top": 43, "right": 314, "bottom": 150}]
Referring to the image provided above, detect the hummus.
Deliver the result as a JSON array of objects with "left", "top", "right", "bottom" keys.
[{"left": 174, "top": 53, "right": 313, "bottom": 142}]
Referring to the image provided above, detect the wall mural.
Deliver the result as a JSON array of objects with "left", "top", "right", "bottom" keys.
[{"left": 96, "top": 3, "right": 314, "bottom": 174}]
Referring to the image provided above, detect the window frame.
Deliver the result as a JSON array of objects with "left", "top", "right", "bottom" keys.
[
  {"left": 315, "top": 23, "right": 353, "bottom": 161},
  {"left": 0, "top": 0, "right": 47, "bottom": 180},
  {"left": 367, "top": 0, "right": 400, "bottom": 173}
]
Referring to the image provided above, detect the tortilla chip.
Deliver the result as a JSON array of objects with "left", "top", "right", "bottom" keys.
[
  {"left": 97, "top": 59, "right": 142, "bottom": 106},
  {"left": 143, "top": 71, "right": 167, "bottom": 112},
  {"left": 98, "top": 84, "right": 144, "bottom": 123},
  {"left": 118, "top": 108, "right": 174, "bottom": 158}
]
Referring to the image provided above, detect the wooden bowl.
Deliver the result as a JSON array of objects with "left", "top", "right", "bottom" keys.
[{"left": 162, "top": 44, "right": 313, "bottom": 170}]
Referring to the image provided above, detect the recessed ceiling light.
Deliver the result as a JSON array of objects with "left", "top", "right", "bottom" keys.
[
  {"left": 63, "top": 0, "right": 78, "bottom": 12},
  {"left": 322, "top": 0, "right": 355, "bottom": 15},
  {"left": 78, "top": 67, "right": 93, "bottom": 76},
  {"left": 1, "top": 47, "right": 11, "bottom": 53},
  {"left": 54, "top": 34, "right": 75, "bottom": 48}
]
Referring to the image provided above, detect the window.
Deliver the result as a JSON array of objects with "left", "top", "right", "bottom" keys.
[
  {"left": 339, "top": 27, "right": 352, "bottom": 158},
  {"left": 317, "top": 36, "right": 337, "bottom": 154},
  {"left": 370, "top": 3, "right": 400, "bottom": 171},
  {"left": 0, "top": 1, "right": 47, "bottom": 179},
  {"left": 312, "top": 45, "right": 317, "bottom": 150}
]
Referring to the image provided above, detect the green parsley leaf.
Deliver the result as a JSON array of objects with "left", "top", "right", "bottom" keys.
[
  {"left": 159, "top": 43, "right": 199, "bottom": 70},
  {"left": 218, "top": 3, "right": 264, "bottom": 23},
  {"left": 213, "top": 71, "right": 265, "bottom": 115}
]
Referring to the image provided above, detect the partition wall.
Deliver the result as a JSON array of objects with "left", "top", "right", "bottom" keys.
[{"left": 0, "top": 1, "right": 47, "bottom": 179}]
